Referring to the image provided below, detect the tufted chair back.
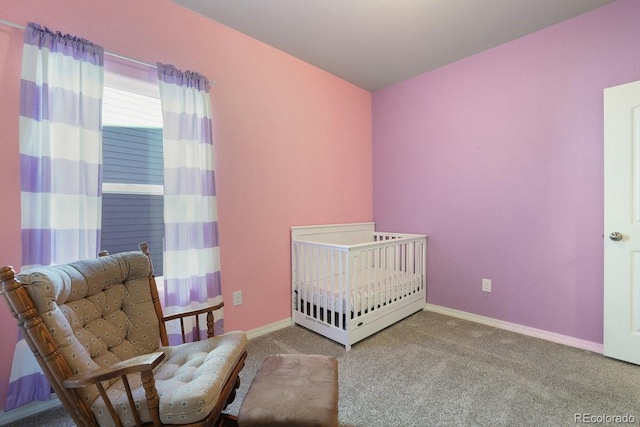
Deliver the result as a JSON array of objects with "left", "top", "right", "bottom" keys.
[{"left": 19, "top": 252, "right": 160, "bottom": 405}]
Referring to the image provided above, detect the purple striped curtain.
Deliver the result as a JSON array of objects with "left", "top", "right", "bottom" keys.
[
  {"left": 157, "top": 63, "right": 223, "bottom": 342},
  {"left": 6, "top": 22, "right": 104, "bottom": 410}
]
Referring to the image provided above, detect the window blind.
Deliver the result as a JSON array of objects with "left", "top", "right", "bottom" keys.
[{"left": 101, "top": 83, "right": 165, "bottom": 275}]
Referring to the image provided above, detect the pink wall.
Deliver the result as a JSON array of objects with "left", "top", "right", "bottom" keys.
[
  {"left": 373, "top": 0, "right": 640, "bottom": 344},
  {"left": 0, "top": 0, "right": 372, "bottom": 410}
]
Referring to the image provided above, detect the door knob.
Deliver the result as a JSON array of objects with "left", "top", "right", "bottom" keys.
[{"left": 609, "top": 232, "right": 623, "bottom": 241}]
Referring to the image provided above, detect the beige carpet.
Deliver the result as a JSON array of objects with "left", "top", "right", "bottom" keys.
[{"left": 6, "top": 311, "right": 640, "bottom": 426}]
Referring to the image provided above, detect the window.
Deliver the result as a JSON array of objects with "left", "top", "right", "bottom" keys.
[{"left": 101, "top": 63, "right": 165, "bottom": 275}]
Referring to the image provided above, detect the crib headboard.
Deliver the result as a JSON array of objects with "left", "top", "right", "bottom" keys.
[{"left": 291, "top": 222, "right": 375, "bottom": 245}]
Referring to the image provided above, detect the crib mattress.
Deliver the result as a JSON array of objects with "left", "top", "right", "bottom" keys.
[{"left": 294, "top": 267, "right": 421, "bottom": 313}]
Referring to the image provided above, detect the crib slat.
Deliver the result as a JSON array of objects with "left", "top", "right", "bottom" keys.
[
  {"left": 322, "top": 247, "right": 327, "bottom": 324},
  {"left": 305, "top": 244, "right": 310, "bottom": 315},
  {"left": 312, "top": 245, "right": 318, "bottom": 321},
  {"left": 302, "top": 244, "right": 309, "bottom": 317},
  {"left": 328, "top": 248, "right": 332, "bottom": 326},
  {"left": 337, "top": 249, "right": 342, "bottom": 329},
  {"left": 402, "top": 243, "right": 408, "bottom": 296},
  {"left": 297, "top": 243, "right": 303, "bottom": 315},
  {"left": 368, "top": 250, "right": 372, "bottom": 311},
  {"left": 352, "top": 252, "right": 359, "bottom": 318}
]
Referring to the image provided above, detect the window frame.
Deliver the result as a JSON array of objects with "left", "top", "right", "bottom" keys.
[{"left": 101, "top": 58, "right": 166, "bottom": 281}]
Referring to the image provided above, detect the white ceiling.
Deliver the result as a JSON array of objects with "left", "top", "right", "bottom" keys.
[{"left": 172, "top": 0, "right": 616, "bottom": 92}]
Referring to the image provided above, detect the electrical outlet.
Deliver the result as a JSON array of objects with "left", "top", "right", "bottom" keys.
[
  {"left": 482, "top": 279, "right": 492, "bottom": 293},
  {"left": 233, "top": 291, "right": 242, "bottom": 306}
]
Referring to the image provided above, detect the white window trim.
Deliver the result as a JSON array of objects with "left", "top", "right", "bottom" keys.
[{"left": 102, "top": 183, "right": 164, "bottom": 195}]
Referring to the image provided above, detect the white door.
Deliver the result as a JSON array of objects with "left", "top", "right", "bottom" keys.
[{"left": 604, "top": 80, "right": 640, "bottom": 364}]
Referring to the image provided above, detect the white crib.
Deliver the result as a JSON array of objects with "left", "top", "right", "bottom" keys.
[{"left": 291, "top": 222, "right": 427, "bottom": 351}]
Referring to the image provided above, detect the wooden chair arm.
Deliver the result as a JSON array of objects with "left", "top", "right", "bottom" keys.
[
  {"left": 162, "top": 301, "right": 224, "bottom": 322},
  {"left": 63, "top": 352, "right": 165, "bottom": 388},
  {"left": 161, "top": 302, "right": 224, "bottom": 343},
  {"left": 63, "top": 352, "right": 166, "bottom": 427}
]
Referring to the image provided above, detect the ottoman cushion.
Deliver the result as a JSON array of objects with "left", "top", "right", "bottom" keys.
[{"left": 238, "top": 354, "right": 338, "bottom": 427}]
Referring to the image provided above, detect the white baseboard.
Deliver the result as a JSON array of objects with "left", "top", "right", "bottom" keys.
[
  {"left": 424, "top": 303, "right": 604, "bottom": 354},
  {"left": 0, "top": 395, "right": 61, "bottom": 426},
  {"left": 246, "top": 317, "right": 292, "bottom": 340}
]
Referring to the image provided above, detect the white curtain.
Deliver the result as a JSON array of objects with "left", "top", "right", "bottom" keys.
[
  {"left": 7, "top": 22, "right": 103, "bottom": 410},
  {"left": 157, "top": 63, "right": 223, "bottom": 342}
]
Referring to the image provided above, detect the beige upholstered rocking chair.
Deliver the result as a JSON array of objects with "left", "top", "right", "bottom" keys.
[{"left": 0, "top": 244, "right": 248, "bottom": 427}]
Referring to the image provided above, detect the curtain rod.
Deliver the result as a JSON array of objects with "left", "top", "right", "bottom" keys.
[{"left": 0, "top": 18, "right": 216, "bottom": 86}]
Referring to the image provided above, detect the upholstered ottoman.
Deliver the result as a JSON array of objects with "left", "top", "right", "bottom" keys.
[{"left": 238, "top": 354, "right": 339, "bottom": 427}]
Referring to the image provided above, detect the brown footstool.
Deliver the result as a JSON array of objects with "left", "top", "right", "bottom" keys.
[{"left": 238, "top": 354, "right": 339, "bottom": 427}]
